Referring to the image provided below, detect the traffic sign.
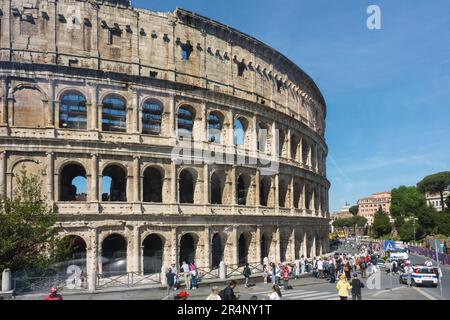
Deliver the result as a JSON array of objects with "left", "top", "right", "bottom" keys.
[{"left": 384, "top": 240, "right": 396, "bottom": 251}]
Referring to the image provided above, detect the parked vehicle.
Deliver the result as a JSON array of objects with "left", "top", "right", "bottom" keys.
[{"left": 399, "top": 266, "right": 439, "bottom": 288}]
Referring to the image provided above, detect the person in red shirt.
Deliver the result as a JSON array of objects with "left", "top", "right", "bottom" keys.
[
  {"left": 44, "top": 287, "right": 63, "bottom": 300},
  {"left": 282, "top": 265, "right": 290, "bottom": 290}
]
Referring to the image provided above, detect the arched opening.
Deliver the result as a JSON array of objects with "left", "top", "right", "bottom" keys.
[
  {"left": 234, "top": 117, "right": 248, "bottom": 147},
  {"left": 278, "top": 179, "right": 288, "bottom": 208},
  {"left": 59, "top": 92, "right": 87, "bottom": 130},
  {"left": 295, "top": 230, "right": 303, "bottom": 260},
  {"left": 305, "top": 185, "right": 312, "bottom": 210},
  {"left": 259, "top": 176, "right": 271, "bottom": 207},
  {"left": 61, "top": 235, "right": 87, "bottom": 273},
  {"left": 210, "top": 171, "right": 224, "bottom": 205},
  {"left": 143, "top": 234, "right": 164, "bottom": 275},
  {"left": 290, "top": 136, "right": 299, "bottom": 160},
  {"left": 302, "top": 140, "right": 309, "bottom": 165},
  {"left": 211, "top": 233, "right": 224, "bottom": 268},
  {"left": 179, "top": 169, "right": 196, "bottom": 204},
  {"left": 177, "top": 106, "right": 195, "bottom": 139},
  {"left": 102, "top": 165, "right": 127, "bottom": 202},
  {"left": 257, "top": 122, "right": 270, "bottom": 153},
  {"left": 260, "top": 233, "right": 271, "bottom": 263},
  {"left": 237, "top": 174, "right": 250, "bottom": 206},
  {"left": 207, "top": 112, "right": 223, "bottom": 143},
  {"left": 293, "top": 182, "right": 302, "bottom": 209},
  {"left": 280, "top": 233, "right": 289, "bottom": 262},
  {"left": 238, "top": 233, "right": 251, "bottom": 266},
  {"left": 179, "top": 233, "right": 197, "bottom": 265},
  {"left": 60, "top": 163, "right": 87, "bottom": 201},
  {"left": 278, "top": 130, "right": 286, "bottom": 157},
  {"left": 142, "top": 100, "right": 163, "bottom": 135},
  {"left": 102, "top": 234, "right": 127, "bottom": 276},
  {"left": 143, "top": 167, "right": 163, "bottom": 203},
  {"left": 102, "top": 95, "right": 126, "bottom": 132}
]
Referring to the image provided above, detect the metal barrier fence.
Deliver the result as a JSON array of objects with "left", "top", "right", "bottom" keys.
[
  {"left": 96, "top": 272, "right": 161, "bottom": 289},
  {"left": 408, "top": 246, "right": 450, "bottom": 265},
  {"left": 12, "top": 274, "right": 88, "bottom": 295}
]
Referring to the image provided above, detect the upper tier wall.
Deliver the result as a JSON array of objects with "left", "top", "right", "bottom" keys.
[{"left": 0, "top": 0, "right": 326, "bottom": 137}]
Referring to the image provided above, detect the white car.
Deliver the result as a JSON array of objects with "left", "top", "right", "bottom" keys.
[{"left": 399, "top": 266, "right": 439, "bottom": 287}]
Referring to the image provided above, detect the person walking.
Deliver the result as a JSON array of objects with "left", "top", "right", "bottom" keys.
[
  {"left": 171, "top": 263, "right": 179, "bottom": 290},
  {"left": 262, "top": 265, "right": 269, "bottom": 284},
  {"left": 344, "top": 261, "right": 352, "bottom": 280},
  {"left": 336, "top": 274, "right": 352, "bottom": 300},
  {"left": 275, "top": 264, "right": 281, "bottom": 285},
  {"left": 282, "top": 264, "right": 290, "bottom": 290},
  {"left": 405, "top": 263, "right": 414, "bottom": 288},
  {"left": 189, "top": 262, "right": 198, "bottom": 290},
  {"left": 181, "top": 261, "right": 191, "bottom": 290},
  {"left": 329, "top": 261, "right": 336, "bottom": 283},
  {"left": 166, "top": 267, "right": 176, "bottom": 298},
  {"left": 317, "top": 258, "right": 324, "bottom": 279},
  {"left": 351, "top": 273, "right": 364, "bottom": 300},
  {"left": 300, "top": 255, "right": 306, "bottom": 274},
  {"left": 268, "top": 285, "right": 282, "bottom": 300},
  {"left": 243, "top": 263, "right": 252, "bottom": 288},
  {"left": 206, "top": 286, "right": 222, "bottom": 300}
]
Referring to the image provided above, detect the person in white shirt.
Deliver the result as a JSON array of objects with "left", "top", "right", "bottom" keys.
[
  {"left": 317, "top": 258, "right": 324, "bottom": 278},
  {"left": 268, "top": 285, "right": 282, "bottom": 300},
  {"left": 206, "top": 286, "right": 222, "bottom": 300},
  {"left": 181, "top": 261, "right": 191, "bottom": 290}
]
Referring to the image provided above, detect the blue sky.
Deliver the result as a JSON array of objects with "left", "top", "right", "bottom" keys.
[{"left": 131, "top": 0, "right": 450, "bottom": 212}]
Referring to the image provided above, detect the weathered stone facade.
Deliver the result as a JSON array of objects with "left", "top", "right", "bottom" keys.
[{"left": 0, "top": 0, "right": 330, "bottom": 278}]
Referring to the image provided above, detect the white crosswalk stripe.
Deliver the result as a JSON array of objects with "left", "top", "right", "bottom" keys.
[{"left": 251, "top": 288, "right": 338, "bottom": 300}]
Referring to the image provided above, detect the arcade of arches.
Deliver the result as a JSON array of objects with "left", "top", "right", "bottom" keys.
[{"left": 62, "top": 224, "right": 329, "bottom": 277}]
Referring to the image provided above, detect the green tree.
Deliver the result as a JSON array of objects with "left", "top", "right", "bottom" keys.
[
  {"left": 0, "top": 168, "right": 70, "bottom": 272},
  {"left": 417, "top": 171, "right": 450, "bottom": 212},
  {"left": 372, "top": 209, "right": 392, "bottom": 238},
  {"left": 349, "top": 205, "right": 359, "bottom": 217},
  {"left": 332, "top": 218, "right": 354, "bottom": 237}
]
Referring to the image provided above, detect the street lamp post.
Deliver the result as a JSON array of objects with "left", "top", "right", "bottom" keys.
[{"left": 413, "top": 218, "right": 416, "bottom": 243}]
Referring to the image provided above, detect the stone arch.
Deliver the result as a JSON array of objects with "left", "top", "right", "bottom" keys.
[
  {"left": 207, "top": 110, "right": 225, "bottom": 143},
  {"left": 61, "top": 234, "right": 87, "bottom": 273},
  {"left": 293, "top": 180, "right": 302, "bottom": 209},
  {"left": 234, "top": 116, "right": 251, "bottom": 148},
  {"left": 102, "top": 93, "right": 127, "bottom": 132},
  {"left": 257, "top": 122, "right": 271, "bottom": 153},
  {"left": 260, "top": 232, "right": 273, "bottom": 263},
  {"left": 259, "top": 176, "right": 272, "bottom": 207},
  {"left": 59, "top": 162, "right": 87, "bottom": 201},
  {"left": 9, "top": 159, "right": 44, "bottom": 199},
  {"left": 277, "top": 129, "right": 287, "bottom": 158},
  {"left": 177, "top": 104, "right": 196, "bottom": 139},
  {"left": 101, "top": 233, "right": 127, "bottom": 276},
  {"left": 178, "top": 167, "right": 198, "bottom": 204},
  {"left": 141, "top": 98, "right": 163, "bottom": 135},
  {"left": 179, "top": 233, "right": 199, "bottom": 265},
  {"left": 238, "top": 232, "right": 252, "bottom": 266},
  {"left": 59, "top": 90, "right": 87, "bottom": 130},
  {"left": 278, "top": 177, "right": 289, "bottom": 208},
  {"left": 102, "top": 164, "right": 127, "bottom": 202},
  {"left": 10, "top": 84, "right": 47, "bottom": 127},
  {"left": 142, "top": 233, "right": 165, "bottom": 274},
  {"left": 237, "top": 173, "right": 251, "bottom": 206},
  {"left": 211, "top": 232, "right": 226, "bottom": 268},
  {"left": 210, "top": 170, "right": 226, "bottom": 205},
  {"left": 290, "top": 134, "right": 300, "bottom": 161},
  {"left": 143, "top": 166, "right": 163, "bottom": 203}
]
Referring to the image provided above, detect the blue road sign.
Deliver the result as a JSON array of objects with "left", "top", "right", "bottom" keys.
[{"left": 384, "top": 240, "right": 396, "bottom": 251}]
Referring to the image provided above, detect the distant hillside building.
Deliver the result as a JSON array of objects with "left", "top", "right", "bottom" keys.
[
  {"left": 357, "top": 192, "right": 391, "bottom": 225},
  {"left": 426, "top": 188, "right": 450, "bottom": 212}
]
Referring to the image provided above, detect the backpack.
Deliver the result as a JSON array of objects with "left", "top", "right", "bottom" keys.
[{"left": 360, "top": 262, "right": 366, "bottom": 269}]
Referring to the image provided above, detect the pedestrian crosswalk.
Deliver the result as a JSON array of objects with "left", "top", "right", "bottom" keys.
[{"left": 250, "top": 288, "right": 340, "bottom": 300}]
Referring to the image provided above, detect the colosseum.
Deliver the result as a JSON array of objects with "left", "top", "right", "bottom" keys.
[{"left": 0, "top": 0, "right": 330, "bottom": 288}]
